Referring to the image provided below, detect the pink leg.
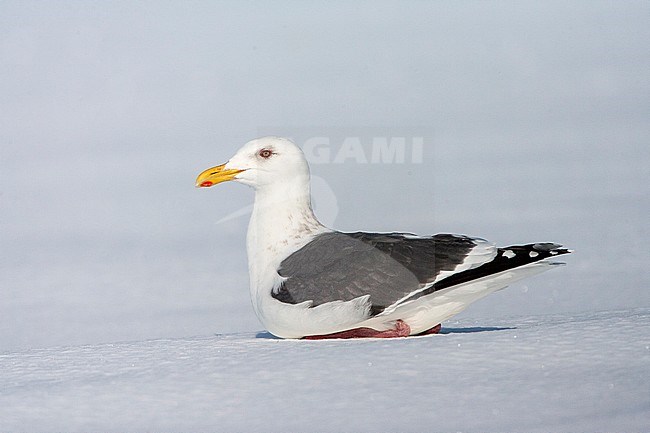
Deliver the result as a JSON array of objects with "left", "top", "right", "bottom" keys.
[
  {"left": 417, "top": 324, "right": 442, "bottom": 335},
  {"left": 303, "top": 320, "right": 411, "bottom": 340}
]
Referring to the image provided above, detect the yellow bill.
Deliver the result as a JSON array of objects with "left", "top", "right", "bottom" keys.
[{"left": 195, "top": 163, "right": 244, "bottom": 188}]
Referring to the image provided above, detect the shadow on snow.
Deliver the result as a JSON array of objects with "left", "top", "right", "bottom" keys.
[
  {"left": 439, "top": 326, "right": 515, "bottom": 334},
  {"left": 254, "top": 326, "right": 515, "bottom": 339}
]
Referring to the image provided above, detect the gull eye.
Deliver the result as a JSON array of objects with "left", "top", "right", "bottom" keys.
[{"left": 258, "top": 149, "right": 273, "bottom": 159}]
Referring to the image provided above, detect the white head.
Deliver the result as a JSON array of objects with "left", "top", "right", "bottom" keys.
[{"left": 196, "top": 136, "right": 310, "bottom": 190}]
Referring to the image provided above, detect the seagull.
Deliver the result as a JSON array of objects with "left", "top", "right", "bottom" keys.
[{"left": 196, "top": 136, "right": 570, "bottom": 339}]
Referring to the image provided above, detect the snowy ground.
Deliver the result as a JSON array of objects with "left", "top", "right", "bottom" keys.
[{"left": 1, "top": 308, "right": 648, "bottom": 433}]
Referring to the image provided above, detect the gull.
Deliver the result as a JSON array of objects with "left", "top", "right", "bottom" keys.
[{"left": 196, "top": 137, "right": 570, "bottom": 339}]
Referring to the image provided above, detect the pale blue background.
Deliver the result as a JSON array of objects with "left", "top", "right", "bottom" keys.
[{"left": 1, "top": 0, "right": 649, "bottom": 352}]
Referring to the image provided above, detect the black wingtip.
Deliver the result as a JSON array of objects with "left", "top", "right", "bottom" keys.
[{"left": 431, "top": 241, "right": 571, "bottom": 293}]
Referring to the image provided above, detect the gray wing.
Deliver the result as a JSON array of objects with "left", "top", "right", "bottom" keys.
[{"left": 274, "top": 231, "right": 479, "bottom": 314}]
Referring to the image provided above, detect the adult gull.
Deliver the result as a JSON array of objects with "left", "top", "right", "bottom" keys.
[{"left": 196, "top": 137, "right": 570, "bottom": 339}]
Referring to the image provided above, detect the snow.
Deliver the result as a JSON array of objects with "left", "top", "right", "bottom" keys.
[{"left": 2, "top": 308, "right": 648, "bottom": 432}]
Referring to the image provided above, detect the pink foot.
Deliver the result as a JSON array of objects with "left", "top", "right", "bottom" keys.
[
  {"left": 417, "top": 324, "right": 442, "bottom": 335},
  {"left": 304, "top": 320, "right": 411, "bottom": 340}
]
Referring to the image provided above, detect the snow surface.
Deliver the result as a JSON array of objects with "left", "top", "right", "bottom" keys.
[{"left": 2, "top": 308, "right": 648, "bottom": 433}]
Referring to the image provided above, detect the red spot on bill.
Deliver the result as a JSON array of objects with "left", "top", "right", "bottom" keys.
[{"left": 200, "top": 181, "right": 214, "bottom": 187}]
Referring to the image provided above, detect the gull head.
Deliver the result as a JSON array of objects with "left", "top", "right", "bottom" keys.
[{"left": 196, "top": 136, "right": 310, "bottom": 190}]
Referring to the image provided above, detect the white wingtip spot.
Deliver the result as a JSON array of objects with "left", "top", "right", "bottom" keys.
[
  {"left": 529, "top": 251, "right": 539, "bottom": 258},
  {"left": 502, "top": 250, "right": 516, "bottom": 259}
]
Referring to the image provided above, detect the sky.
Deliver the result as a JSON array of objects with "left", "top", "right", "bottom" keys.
[{"left": 1, "top": 0, "right": 649, "bottom": 351}]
